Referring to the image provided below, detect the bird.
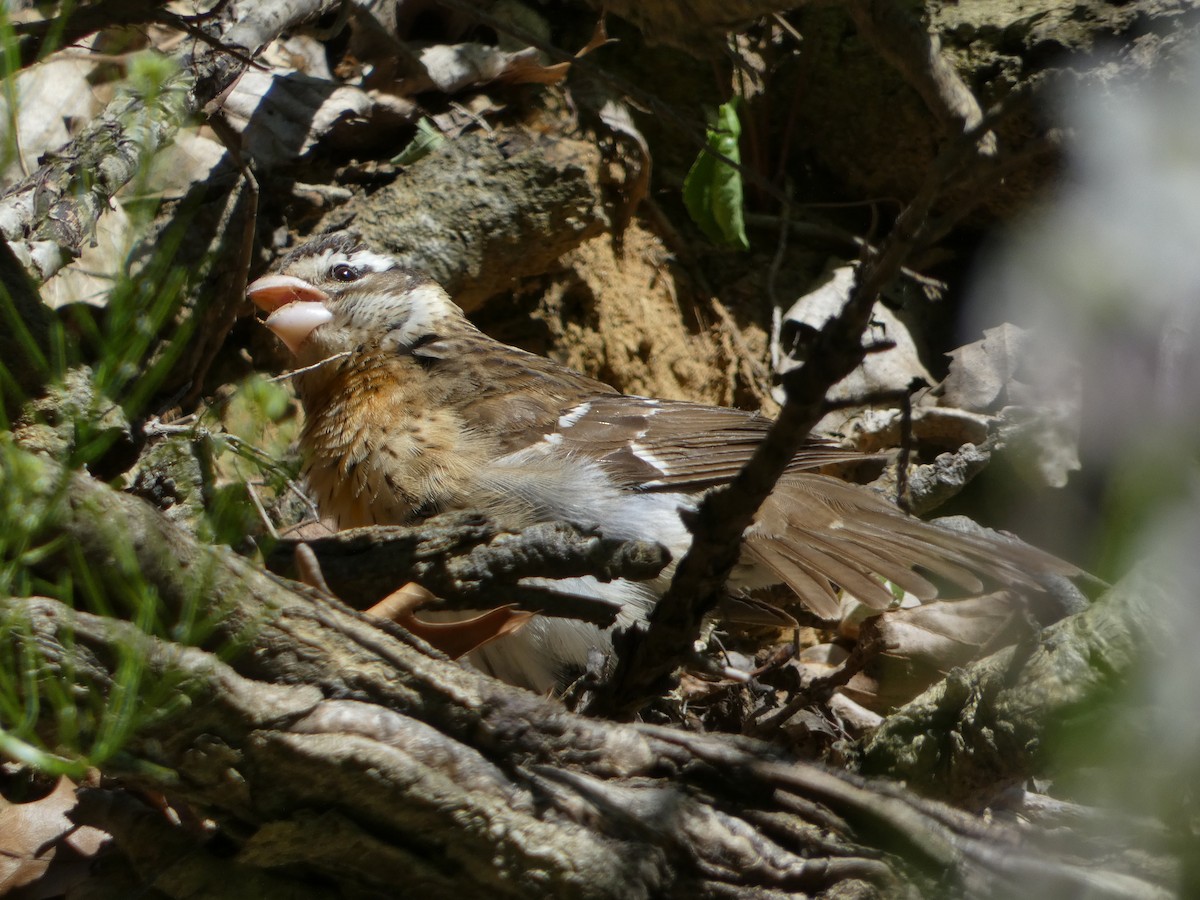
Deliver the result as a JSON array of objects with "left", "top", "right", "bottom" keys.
[{"left": 247, "top": 232, "right": 1079, "bottom": 693}]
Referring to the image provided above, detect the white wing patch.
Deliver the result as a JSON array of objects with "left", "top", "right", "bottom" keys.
[
  {"left": 557, "top": 401, "right": 593, "bottom": 429},
  {"left": 466, "top": 440, "right": 697, "bottom": 692},
  {"left": 629, "top": 441, "right": 671, "bottom": 474}
]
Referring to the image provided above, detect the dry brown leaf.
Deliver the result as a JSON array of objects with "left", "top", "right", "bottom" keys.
[
  {"left": 780, "top": 266, "right": 935, "bottom": 421},
  {"left": 941, "top": 323, "right": 1027, "bottom": 412},
  {"left": 405, "top": 43, "right": 567, "bottom": 95},
  {"left": 940, "top": 325, "right": 1082, "bottom": 487},
  {"left": 404, "top": 607, "right": 535, "bottom": 659},
  {"left": 842, "top": 594, "right": 1025, "bottom": 712},
  {"left": 223, "top": 69, "right": 414, "bottom": 170},
  {"left": 870, "top": 595, "right": 1021, "bottom": 664},
  {"left": 365, "top": 580, "right": 535, "bottom": 660},
  {"left": 597, "top": 98, "right": 652, "bottom": 234},
  {"left": 497, "top": 57, "right": 571, "bottom": 86},
  {"left": 575, "top": 15, "right": 615, "bottom": 58},
  {"left": 0, "top": 777, "right": 109, "bottom": 897},
  {"left": 0, "top": 57, "right": 101, "bottom": 184}
]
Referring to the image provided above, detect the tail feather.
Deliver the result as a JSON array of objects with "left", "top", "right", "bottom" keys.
[
  {"left": 741, "top": 473, "right": 1080, "bottom": 616},
  {"left": 837, "top": 520, "right": 987, "bottom": 593},
  {"left": 773, "top": 535, "right": 902, "bottom": 609},
  {"left": 802, "top": 530, "right": 940, "bottom": 600},
  {"left": 741, "top": 541, "right": 842, "bottom": 618}
]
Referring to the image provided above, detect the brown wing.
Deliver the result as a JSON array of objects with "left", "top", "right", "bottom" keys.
[
  {"left": 548, "top": 395, "right": 870, "bottom": 491},
  {"left": 418, "top": 329, "right": 1080, "bottom": 619},
  {"left": 411, "top": 332, "right": 618, "bottom": 451},
  {"left": 420, "top": 331, "right": 868, "bottom": 486}
]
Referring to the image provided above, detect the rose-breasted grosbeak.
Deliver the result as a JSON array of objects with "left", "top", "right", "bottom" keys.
[{"left": 248, "top": 233, "right": 1077, "bottom": 692}]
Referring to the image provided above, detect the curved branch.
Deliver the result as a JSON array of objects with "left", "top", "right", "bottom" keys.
[
  {"left": 11, "top": 589, "right": 1170, "bottom": 900},
  {"left": 266, "top": 513, "right": 669, "bottom": 624},
  {"left": 6, "top": 448, "right": 1173, "bottom": 898}
]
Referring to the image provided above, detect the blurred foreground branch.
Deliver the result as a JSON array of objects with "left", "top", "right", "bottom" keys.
[{"left": 860, "top": 562, "right": 1182, "bottom": 808}]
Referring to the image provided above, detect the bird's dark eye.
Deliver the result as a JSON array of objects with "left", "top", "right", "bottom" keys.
[{"left": 331, "top": 263, "right": 360, "bottom": 282}]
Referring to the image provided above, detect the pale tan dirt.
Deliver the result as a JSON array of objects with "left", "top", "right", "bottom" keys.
[{"left": 527, "top": 220, "right": 779, "bottom": 414}]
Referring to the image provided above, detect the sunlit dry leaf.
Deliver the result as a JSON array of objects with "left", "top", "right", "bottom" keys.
[
  {"left": 222, "top": 69, "right": 414, "bottom": 169},
  {"left": 843, "top": 594, "right": 1024, "bottom": 711},
  {"left": 778, "top": 266, "right": 936, "bottom": 413},
  {"left": 0, "top": 777, "right": 109, "bottom": 896},
  {"left": 406, "top": 44, "right": 567, "bottom": 95},
  {"left": 941, "top": 325, "right": 1082, "bottom": 487},
  {"left": 941, "top": 323, "right": 1027, "bottom": 411},
  {"left": 575, "top": 15, "right": 615, "bottom": 57},
  {"left": 597, "top": 98, "right": 652, "bottom": 233},
  {"left": 0, "top": 58, "right": 101, "bottom": 184}
]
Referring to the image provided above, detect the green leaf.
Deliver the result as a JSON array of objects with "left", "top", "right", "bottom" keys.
[
  {"left": 683, "top": 100, "right": 749, "bottom": 250},
  {"left": 391, "top": 117, "right": 447, "bottom": 166}
]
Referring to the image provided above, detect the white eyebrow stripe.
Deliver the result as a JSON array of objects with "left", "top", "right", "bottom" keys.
[{"left": 352, "top": 250, "right": 400, "bottom": 272}]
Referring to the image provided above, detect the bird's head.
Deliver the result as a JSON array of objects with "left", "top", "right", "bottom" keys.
[{"left": 246, "top": 234, "right": 464, "bottom": 364}]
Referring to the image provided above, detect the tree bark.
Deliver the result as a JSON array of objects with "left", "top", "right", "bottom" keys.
[
  {"left": 1, "top": 450, "right": 1176, "bottom": 898},
  {"left": 859, "top": 563, "right": 1179, "bottom": 809}
]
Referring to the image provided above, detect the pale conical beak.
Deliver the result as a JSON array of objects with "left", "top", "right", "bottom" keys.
[{"left": 246, "top": 274, "right": 334, "bottom": 354}]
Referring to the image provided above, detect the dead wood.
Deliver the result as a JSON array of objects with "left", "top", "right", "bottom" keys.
[
  {"left": 858, "top": 562, "right": 1180, "bottom": 810},
  {"left": 265, "top": 512, "right": 669, "bottom": 622},
  {"left": 315, "top": 130, "right": 609, "bottom": 311},
  {"left": 3, "top": 451, "right": 1174, "bottom": 898}
]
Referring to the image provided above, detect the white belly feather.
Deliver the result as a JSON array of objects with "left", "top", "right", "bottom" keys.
[{"left": 463, "top": 445, "right": 697, "bottom": 692}]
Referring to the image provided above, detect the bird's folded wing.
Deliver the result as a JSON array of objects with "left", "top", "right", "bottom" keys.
[
  {"left": 434, "top": 345, "right": 1080, "bottom": 619},
  {"left": 544, "top": 395, "right": 873, "bottom": 490}
]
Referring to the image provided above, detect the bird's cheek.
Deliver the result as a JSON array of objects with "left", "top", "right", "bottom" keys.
[{"left": 263, "top": 301, "right": 335, "bottom": 355}]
